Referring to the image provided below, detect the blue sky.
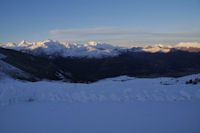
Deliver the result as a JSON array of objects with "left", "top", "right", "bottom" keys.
[{"left": 0, "top": 0, "right": 200, "bottom": 46}]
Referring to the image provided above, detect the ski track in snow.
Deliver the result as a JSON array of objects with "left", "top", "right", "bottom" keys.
[{"left": 0, "top": 74, "right": 200, "bottom": 105}]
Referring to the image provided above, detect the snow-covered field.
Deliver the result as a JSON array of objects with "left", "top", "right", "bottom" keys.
[
  {"left": 1, "top": 74, "right": 200, "bottom": 104},
  {"left": 0, "top": 74, "right": 200, "bottom": 133}
]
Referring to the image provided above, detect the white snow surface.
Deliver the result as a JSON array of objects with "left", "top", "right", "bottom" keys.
[
  {"left": 0, "top": 74, "right": 200, "bottom": 133},
  {"left": 0, "top": 74, "right": 200, "bottom": 105},
  {"left": 1, "top": 40, "right": 200, "bottom": 58}
]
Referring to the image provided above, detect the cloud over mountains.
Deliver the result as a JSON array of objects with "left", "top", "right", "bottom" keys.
[
  {"left": 49, "top": 27, "right": 150, "bottom": 37},
  {"left": 49, "top": 27, "right": 200, "bottom": 45}
]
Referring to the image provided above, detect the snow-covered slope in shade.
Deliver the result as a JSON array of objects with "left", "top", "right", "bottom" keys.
[
  {"left": 0, "top": 53, "right": 6, "bottom": 59},
  {"left": 0, "top": 74, "right": 200, "bottom": 133},
  {"left": 0, "top": 74, "right": 200, "bottom": 105},
  {"left": 0, "top": 53, "right": 33, "bottom": 79}
]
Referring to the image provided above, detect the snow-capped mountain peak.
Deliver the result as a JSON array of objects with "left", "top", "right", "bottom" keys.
[
  {"left": 87, "top": 41, "right": 98, "bottom": 46},
  {"left": 18, "top": 40, "right": 29, "bottom": 45},
  {"left": 175, "top": 42, "right": 200, "bottom": 48},
  {"left": 141, "top": 44, "right": 172, "bottom": 53},
  {"left": 1, "top": 40, "right": 120, "bottom": 58},
  {"left": 3, "top": 42, "right": 16, "bottom": 47}
]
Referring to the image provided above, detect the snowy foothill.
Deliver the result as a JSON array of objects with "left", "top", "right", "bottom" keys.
[{"left": 0, "top": 74, "right": 200, "bottom": 133}]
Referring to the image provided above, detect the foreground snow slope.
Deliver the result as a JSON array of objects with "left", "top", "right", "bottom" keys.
[
  {"left": 0, "top": 74, "right": 200, "bottom": 105},
  {"left": 0, "top": 102, "right": 200, "bottom": 133},
  {"left": 0, "top": 74, "right": 200, "bottom": 133}
]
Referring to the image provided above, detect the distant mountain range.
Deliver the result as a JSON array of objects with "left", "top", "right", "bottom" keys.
[
  {"left": 1, "top": 40, "right": 200, "bottom": 58},
  {"left": 0, "top": 40, "right": 200, "bottom": 82}
]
